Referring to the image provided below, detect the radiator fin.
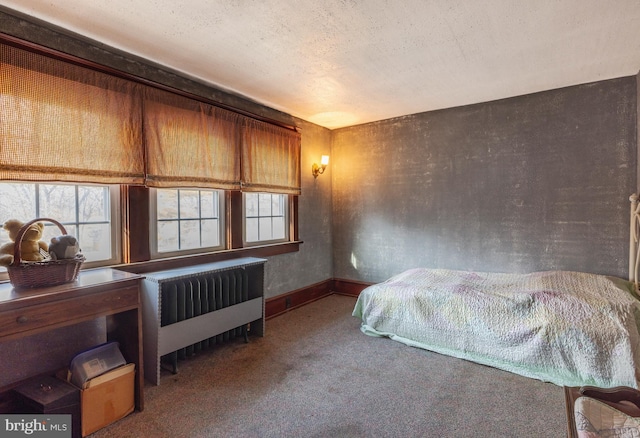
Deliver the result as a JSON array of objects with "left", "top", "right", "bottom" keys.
[{"left": 160, "top": 268, "right": 249, "bottom": 372}]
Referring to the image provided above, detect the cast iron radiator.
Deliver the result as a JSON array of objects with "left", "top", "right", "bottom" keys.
[
  {"left": 141, "top": 257, "right": 266, "bottom": 385},
  {"left": 160, "top": 267, "right": 249, "bottom": 373}
]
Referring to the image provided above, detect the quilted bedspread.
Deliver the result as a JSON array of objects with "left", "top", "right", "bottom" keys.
[{"left": 352, "top": 268, "right": 640, "bottom": 388}]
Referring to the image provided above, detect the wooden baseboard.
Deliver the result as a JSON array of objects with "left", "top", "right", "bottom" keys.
[
  {"left": 265, "top": 278, "right": 373, "bottom": 319},
  {"left": 331, "top": 278, "right": 373, "bottom": 297},
  {"left": 265, "top": 280, "right": 332, "bottom": 319}
]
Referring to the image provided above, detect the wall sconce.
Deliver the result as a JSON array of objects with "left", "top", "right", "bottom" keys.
[{"left": 312, "top": 155, "right": 330, "bottom": 178}]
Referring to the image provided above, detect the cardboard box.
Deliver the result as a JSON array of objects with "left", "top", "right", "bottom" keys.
[{"left": 80, "top": 363, "right": 135, "bottom": 437}]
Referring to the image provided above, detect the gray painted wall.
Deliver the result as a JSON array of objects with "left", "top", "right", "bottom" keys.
[
  {"left": 331, "top": 78, "right": 637, "bottom": 283},
  {"left": 264, "top": 119, "right": 333, "bottom": 298}
]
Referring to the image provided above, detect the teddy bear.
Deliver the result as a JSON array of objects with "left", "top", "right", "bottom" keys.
[
  {"left": 0, "top": 219, "right": 49, "bottom": 266},
  {"left": 49, "top": 235, "right": 81, "bottom": 260}
]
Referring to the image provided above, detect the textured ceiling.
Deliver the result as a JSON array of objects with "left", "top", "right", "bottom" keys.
[{"left": 2, "top": 1, "right": 640, "bottom": 129}]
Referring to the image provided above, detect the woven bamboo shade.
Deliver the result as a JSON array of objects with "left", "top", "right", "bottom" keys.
[
  {"left": 1, "top": 41, "right": 300, "bottom": 193},
  {"left": 0, "top": 43, "right": 144, "bottom": 184},
  {"left": 241, "top": 118, "right": 301, "bottom": 195},
  {"left": 143, "top": 86, "right": 242, "bottom": 190}
]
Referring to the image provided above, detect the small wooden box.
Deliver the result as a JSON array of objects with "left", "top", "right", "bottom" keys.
[{"left": 13, "top": 375, "right": 81, "bottom": 438}]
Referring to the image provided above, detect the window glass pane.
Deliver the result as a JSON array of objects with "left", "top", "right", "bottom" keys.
[
  {"left": 272, "top": 194, "right": 282, "bottom": 214},
  {"left": 39, "top": 184, "right": 76, "bottom": 222},
  {"left": 79, "top": 186, "right": 109, "bottom": 222},
  {"left": 155, "top": 188, "right": 223, "bottom": 254},
  {"left": 258, "top": 193, "right": 272, "bottom": 216},
  {"left": 245, "top": 217, "right": 259, "bottom": 242},
  {"left": 79, "top": 223, "right": 111, "bottom": 261},
  {"left": 157, "top": 220, "right": 179, "bottom": 252},
  {"left": 201, "top": 219, "right": 219, "bottom": 247},
  {"left": 200, "top": 192, "right": 216, "bottom": 218},
  {"left": 0, "top": 183, "right": 36, "bottom": 222},
  {"left": 179, "top": 190, "right": 199, "bottom": 219},
  {"left": 180, "top": 220, "right": 200, "bottom": 249},
  {"left": 258, "top": 217, "right": 272, "bottom": 241},
  {"left": 157, "top": 190, "right": 178, "bottom": 220},
  {"left": 245, "top": 193, "right": 258, "bottom": 217},
  {"left": 272, "top": 217, "right": 285, "bottom": 240}
]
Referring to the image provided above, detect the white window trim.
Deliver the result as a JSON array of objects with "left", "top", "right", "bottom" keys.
[
  {"left": 81, "top": 184, "right": 121, "bottom": 269},
  {"left": 149, "top": 188, "right": 226, "bottom": 259},
  {"left": 242, "top": 192, "right": 290, "bottom": 247},
  {"left": 0, "top": 183, "right": 120, "bottom": 280}
]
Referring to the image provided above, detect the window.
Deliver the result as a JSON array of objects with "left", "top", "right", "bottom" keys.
[
  {"left": 0, "top": 182, "right": 119, "bottom": 269},
  {"left": 244, "top": 192, "right": 289, "bottom": 244},
  {"left": 151, "top": 188, "right": 224, "bottom": 257}
]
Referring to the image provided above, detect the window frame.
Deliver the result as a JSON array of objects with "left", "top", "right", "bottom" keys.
[
  {"left": 92, "top": 184, "right": 121, "bottom": 268},
  {"left": 242, "top": 192, "right": 290, "bottom": 246},
  {"left": 149, "top": 187, "right": 226, "bottom": 259},
  {"left": 122, "top": 187, "right": 300, "bottom": 273},
  {"left": 0, "top": 182, "right": 121, "bottom": 279}
]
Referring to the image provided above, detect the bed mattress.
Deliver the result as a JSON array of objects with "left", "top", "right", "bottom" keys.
[{"left": 353, "top": 268, "right": 640, "bottom": 388}]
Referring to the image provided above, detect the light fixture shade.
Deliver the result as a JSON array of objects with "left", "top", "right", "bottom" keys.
[{"left": 312, "top": 155, "right": 330, "bottom": 178}]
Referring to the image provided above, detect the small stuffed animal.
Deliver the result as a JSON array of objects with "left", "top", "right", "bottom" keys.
[
  {"left": 0, "top": 219, "right": 49, "bottom": 266},
  {"left": 49, "top": 235, "right": 81, "bottom": 260}
]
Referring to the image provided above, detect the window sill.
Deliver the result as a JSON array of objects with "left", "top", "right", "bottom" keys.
[
  {"left": 116, "top": 241, "right": 303, "bottom": 275},
  {"left": 0, "top": 241, "right": 302, "bottom": 286}
]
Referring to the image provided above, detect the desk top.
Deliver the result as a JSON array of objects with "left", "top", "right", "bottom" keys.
[{"left": 0, "top": 268, "right": 143, "bottom": 309}]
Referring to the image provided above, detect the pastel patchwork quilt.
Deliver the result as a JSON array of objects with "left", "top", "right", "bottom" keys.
[{"left": 352, "top": 268, "right": 640, "bottom": 388}]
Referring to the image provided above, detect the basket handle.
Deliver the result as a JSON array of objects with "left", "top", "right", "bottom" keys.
[{"left": 11, "top": 218, "right": 68, "bottom": 267}]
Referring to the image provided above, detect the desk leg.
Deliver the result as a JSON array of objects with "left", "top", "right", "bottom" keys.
[{"left": 106, "top": 309, "right": 144, "bottom": 412}]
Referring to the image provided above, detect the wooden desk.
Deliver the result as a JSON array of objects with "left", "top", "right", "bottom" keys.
[{"left": 0, "top": 268, "right": 144, "bottom": 411}]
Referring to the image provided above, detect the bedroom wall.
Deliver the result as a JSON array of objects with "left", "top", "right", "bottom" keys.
[
  {"left": 0, "top": 8, "right": 333, "bottom": 386},
  {"left": 331, "top": 77, "right": 638, "bottom": 283},
  {"left": 0, "top": 8, "right": 334, "bottom": 299}
]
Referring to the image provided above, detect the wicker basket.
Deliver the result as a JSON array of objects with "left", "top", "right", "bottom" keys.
[{"left": 7, "top": 218, "right": 85, "bottom": 289}]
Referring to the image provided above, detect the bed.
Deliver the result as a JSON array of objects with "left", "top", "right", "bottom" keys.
[{"left": 352, "top": 195, "right": 640, "bottom": 389}]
